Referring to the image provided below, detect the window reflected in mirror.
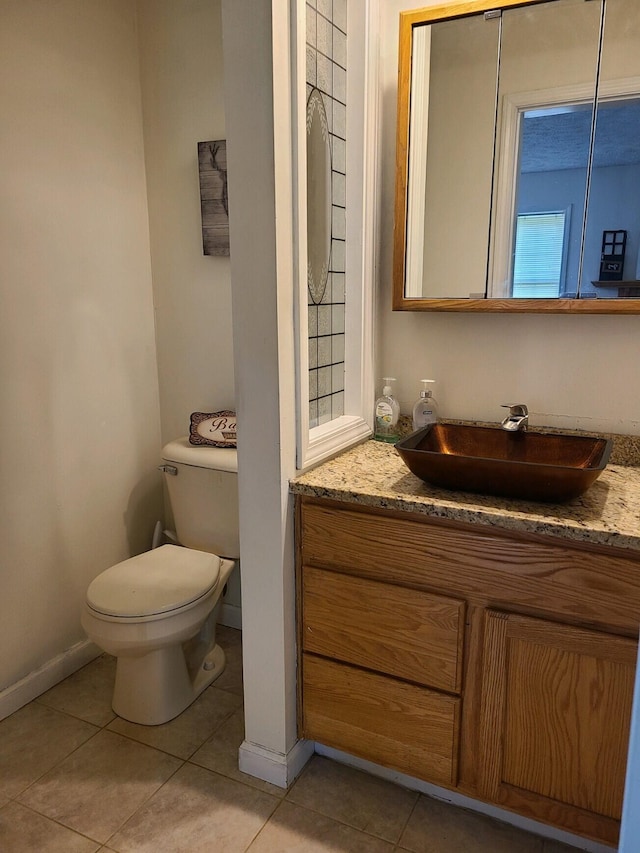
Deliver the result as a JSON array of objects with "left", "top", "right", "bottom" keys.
[
  {"left": 508, "top": 103, "right": 591, "bottom": 299},
  {"left": 512, "top": 209, "right": 569, "bottom": 298}
]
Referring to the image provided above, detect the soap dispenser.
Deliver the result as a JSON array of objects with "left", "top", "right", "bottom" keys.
[
  {"left": 412, "top": 380, "right": 438, "bottom": 431},
  {"left": 374, "top": 377, "right": 400, "bottom": 443}
]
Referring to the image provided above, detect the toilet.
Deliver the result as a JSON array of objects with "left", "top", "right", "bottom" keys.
[{"left": 82, "top": 438, "right": 239, "bottom": 725}]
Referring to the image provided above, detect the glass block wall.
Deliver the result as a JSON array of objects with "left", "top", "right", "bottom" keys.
[{"left": 306, "top": 0, "right": 347, "bottom": 428}]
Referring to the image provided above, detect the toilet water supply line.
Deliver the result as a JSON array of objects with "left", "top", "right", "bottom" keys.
[{"left": 151, "top": 520, "right": 178, "bottom": 549}]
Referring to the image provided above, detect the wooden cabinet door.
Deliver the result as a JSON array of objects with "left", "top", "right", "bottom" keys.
[{"left": 479, "top": 610, "right": 636, "bottom": 845}]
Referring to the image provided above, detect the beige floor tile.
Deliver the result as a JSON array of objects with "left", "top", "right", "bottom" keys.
[
  {"left": 213, "top": 626, "right": 244, "bottom": 696},
  {"left": 190, "top": 707, "right": 286, "bottom": 797},
  {"left": 0, "top": 801, "right": 100, "bottom": 852},
  {"left": 218, "top": 625, "right": 242, "bottom": 647},
  {"left": 399, "top": 796, "right": 544, "bottom": 853},
  {"left": 18, "top": 729, "right": 181, "bottom": 844},
  {"left": 107, "top": 684, "right": 241, "bottom": 759},
  {"left": 37, "top": 654, "right": 117, "bottom": 727},
  {"left": 247, "top": 800, "right": 395, "bottom": 852},
  {"left": 0, "top": 703, "right": 98, "bottom": 799},
  {"left": 108, "top": 761, "right": 279, "bottom": 852},
  {"left": 286, "top": 756, "right": 418, "bottom": 843}
]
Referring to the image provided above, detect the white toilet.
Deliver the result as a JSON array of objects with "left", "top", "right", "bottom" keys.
[{"left": 82, "top": 438, "right": 239, "bottom": 726}]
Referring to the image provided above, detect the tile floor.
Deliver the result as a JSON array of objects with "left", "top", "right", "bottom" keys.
[{"left": 0, "top": 626, "right": 583, "bottom": 852}]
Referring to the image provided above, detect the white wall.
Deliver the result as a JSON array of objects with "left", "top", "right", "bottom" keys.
[
  {"left": 379, "top": 0, "right": 640, "bottom": 433},
  {"left": 137, "top": 0, "right": 240, "bottom": 622},
  {"left": 0, "top": 0, "right": 162, "bottom": 696},
  {"left": 137, "top": 0, "right": 234, "bottom": 447}
]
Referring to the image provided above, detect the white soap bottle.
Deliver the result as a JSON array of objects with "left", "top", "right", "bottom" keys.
[
  {"left": 412, "top": 380, "right": 438, "bottom": 431},
  {"left": 374, "top": 377, "right": 400, "bottom": 443}
]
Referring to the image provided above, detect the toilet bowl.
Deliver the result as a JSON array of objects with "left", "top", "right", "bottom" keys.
[
  {"left": 82, "top": 545, "right": 235, "bottom": 725},
  {"left": 82, "top": 438, "right": 240, "bottom": 726}
]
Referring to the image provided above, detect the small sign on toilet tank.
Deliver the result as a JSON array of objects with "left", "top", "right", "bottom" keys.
[{"left": 189, "top": 411, "right": 237, "bottom": 447}]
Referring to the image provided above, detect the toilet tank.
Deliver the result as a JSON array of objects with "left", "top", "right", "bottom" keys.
[{"left": 161, "top": 438, "right": 239, "bottom": 559}]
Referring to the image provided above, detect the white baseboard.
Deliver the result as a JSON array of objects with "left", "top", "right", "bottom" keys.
[
  {"left": 0, "top": 639, "right": 102, "bottom": 722},
  {"left": 219, "top": 602, "right": 242, "bottom": 630},
  {"left": 315, "top": 744, "right": 616, "bottom": 853},
  {"left": 239, "top": 737, "right": 314, "bottom": 788}
]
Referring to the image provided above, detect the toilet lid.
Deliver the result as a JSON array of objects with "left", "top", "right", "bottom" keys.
[{"left": 86, "top": 545, "right": 222, "bottom": 618}]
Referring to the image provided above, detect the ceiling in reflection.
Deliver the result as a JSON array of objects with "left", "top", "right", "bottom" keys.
[{"left": 521, "top": 99, "right": 640, "bottom": 172}]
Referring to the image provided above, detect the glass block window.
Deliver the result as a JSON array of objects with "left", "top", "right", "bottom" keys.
[{"left": 306, "top": 0, "right": 347, "bottom": 428}]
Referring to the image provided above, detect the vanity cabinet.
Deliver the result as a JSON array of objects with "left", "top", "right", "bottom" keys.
[{"left": 296, "top": 495, "right": 640, "bottom": 846}]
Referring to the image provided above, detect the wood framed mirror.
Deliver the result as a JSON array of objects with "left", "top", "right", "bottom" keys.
[{"left": 393, "top": 0, "right": 640, "bottom": 313}]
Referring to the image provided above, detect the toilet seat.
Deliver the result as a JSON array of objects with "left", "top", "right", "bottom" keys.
[{"left": 86, "top": 545, "right": 222, "bottom": 618}]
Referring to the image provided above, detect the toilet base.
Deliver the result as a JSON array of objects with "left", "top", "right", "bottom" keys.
[{"left": 112, "top": 642, "right": 227, "bottom": 725}]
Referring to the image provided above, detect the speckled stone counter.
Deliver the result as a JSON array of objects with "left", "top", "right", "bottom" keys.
[{"left": 291, "top": 438, "right": 640, "bottom": 553}]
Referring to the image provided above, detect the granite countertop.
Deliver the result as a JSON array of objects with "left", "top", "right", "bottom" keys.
[{"left": 291, "top": 438, "right": 640, "bottom": 553}]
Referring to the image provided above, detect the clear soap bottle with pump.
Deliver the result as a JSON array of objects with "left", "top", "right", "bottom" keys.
[
  {"left": 412, "top": 380, "right": 438, "bottom": 431},
  {"left": 374, "top": 377, "right": 400, "bottom": 443}
]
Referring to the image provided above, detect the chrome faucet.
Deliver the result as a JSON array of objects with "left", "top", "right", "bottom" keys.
[{"left": 501, "top": 404, "right": 529, "bottom": 432}]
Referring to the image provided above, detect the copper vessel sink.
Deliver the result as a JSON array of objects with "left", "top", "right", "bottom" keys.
[{"left": 395, "top": 423, "right": 612, "bottom": 502}]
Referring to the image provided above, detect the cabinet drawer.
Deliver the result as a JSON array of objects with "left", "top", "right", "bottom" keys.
[
  {"left": 302, "top": 654, "right": 460, "bottom": 787},
  {"left": 303, "top": 566, "right": 464, "bottom": 693}
]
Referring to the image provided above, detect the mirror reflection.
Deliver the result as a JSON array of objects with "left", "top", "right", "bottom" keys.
[
  {"left": 404, "top": 13, "right": 499, "bottom": 299},
  {"left": 488, "top": 0, "right": 601, "bottom": 299},
  {"left": 582, "top": 99, "right": 640, "bottom": 298},
  {"left": 395, "top": 0, "right": 640, "bottom": 311},
  {"left": 582, "top": 0, "right": 640, "bottom": 298},
  {"left": 510, "top": 105, "right": 588, "bottom": 299}
]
